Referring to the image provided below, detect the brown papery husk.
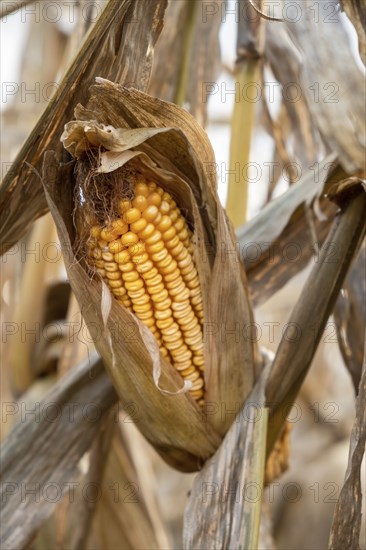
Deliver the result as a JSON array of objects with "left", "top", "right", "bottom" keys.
[{"left": 54, "top": 80, "right": 255, "bottom": 467}]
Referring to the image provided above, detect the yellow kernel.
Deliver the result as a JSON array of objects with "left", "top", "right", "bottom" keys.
[
  {"left": 145, "top": 230, "right": 162, "bottom": 245},
  {"left": 146, "top": 241, "right": 164, "bottom": 254},
  {"left": 104, "top": 262, "right": 119, "bottom": 272},
  {"left": 111, "top": 219, "right": 129, "bottom": 234},
  {"left": 129, "top": 242, "right": 145, "bottom": 256},
  {"left": 147, "top": 192, "right": 162, "bottom": 207},
  {"left": 143, "top": 266, "right": 159, "bottom": 280},
  {"left": 119, "top": 262, "right": 134, "bottom": 273},
  {"left": 121, "top": 232, "right": 139, "bottom": 246},
  {"left": 133, "top": 195, "right": 148, "bottom": 211},
  {"left": 108, "top": 240, "right": 124, "bottom": 253},
  {"left": 119, "top": 199, "right": 132, "bottom": 213},
  {"left": 106, "top": 272, "right": 121, "bottom": 281},
  {"left": 154, "top": 309, "right": 173, "bottom": 321},
  {"left": 154, "top": 296, "right": 172, "bottom": 310},
  {"left": 162, "top": 331, "right": 182, "bottom": 344},
  {"left": 128, "top": 288, "right": 146, "bottom": 299},
  {"left": 137, "top": 311, "right": 154, "bottom": 321},
  {"left": 135, "top": 260, "right": 154, "bottom": 274},
  {"left": 102, "top": 252, "right": 114, "bottom": 262},
  {"left": 165, "top": 235, "right": 180, "bottom": 249},
  {"left": 160, "top": 201, "right": 170, "bottom": 215},
  {"left": 135, "top": 183, "right": 149, "bottom": 197},
  {"left": 151, "top": 248, "right": 169, "bottom": 262},
  {"left": 96, "top": 268, "right": 106, "bottom": 277},
  {"left": 157, "top": 216, "right": 172, "bottom": 233},
  {"left": 90, "top": 226, "right": 101, "bottom": 238},
  {"left": 150, "top": 289, "right": 169, "bottom": 303},
  {"left": 145, "top": 273, "right": 163, "bottom": 287},
  {"left": 174, "top": 218, "right": 185, "bottom": 232},
  {"left": 193, "top": 356, "right": 204, "bottom": 367},
  {"left": 93, "top": 260, "right": 105, "bottom": 269},
  {"left": 138, "top": 223, "right": 155, "bottom": 239},
  {"left": 132, "top": 253, "right": 149, "bottom": 265},
  {"left": 108, "top": 280, "right": 123, "bottom": 289},
  {"left": 92, "top": 248, "right": 103, "bottom": 260},
  {"left": 170, "top": 242, "right": 185, "bottom": 257},
  {"left": 170, "top": 210, "right": 179, "bottom": 223},
  {"left": 133, "top": 294, "right": 150, "bottom": 305},
  {"left": 176, "top": 363, "right": 195, "bottom": 373},
  {"left": 130, "top": 218, "right": 147, "bottom": 233},
  {"left": 125, "top": 279, "right": 144, "bottom": 291},
  {"left": 157, "top": 259, "right": 178, "bottom": 275},
  {"left": 122, "top": 271, "right": 140, "bottom": 282},
  {"left": 113, "top": 287, "right": 127, "bottom": 297},
  {"left": 143, "top": 205, "right": 159, "bottom": 222},
  {"left": 115, "top": 250, "right": 130, "bottom": 264},
  {"left": 165, "top": 339, "right": 184, "bottom": 351},
  {"left": 133, "top": 303, "right": 151, "bottom": 314},
  {"left": 101, "top": 229, "right": 118, "bottom": 242},
  {"left": 124, "top": 208, "right": 141, "bottom": 224}
]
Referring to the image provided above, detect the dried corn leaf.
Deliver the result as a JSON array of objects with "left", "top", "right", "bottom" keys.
[
  {"left": 93, "top": 426, "right": 171, "bottom": 550},
  {"left": 334, "top": 241, "right": 366, "bottom": 392},
  {"left": 328, "top": 334, "right": 366, "bottom": 549},
  {"left": 341, "top": 0, "right": 366, "bottom": 64},
  {"left": 264, "top": 23, "right": 320, "bottom": 168},
  {"left": 0, "top": 0, "right": 167, "bottom": 256},
  {"left": 149, "top": 0, "right": 222, "bottom": 125},
  {"left": 0, "top": 356, "right": 117, "bottom": 550},
  {"left": 237, "top": 156, "right": 344, "bottom": 306},
  {"left": 273, "top": 0, "right": 366, "bottom": 173}
]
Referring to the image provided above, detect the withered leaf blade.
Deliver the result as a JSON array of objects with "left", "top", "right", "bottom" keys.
[
  {"left": 334, "top": 241, "right": 366, "bottom": 392},
  {"left": 0, "top": 0, "right": 168, "bottom": 256},
  {"left": 328, "top": 336, "right": 366, "bottom": 549},
  {"left": 275, "top": 0, "right": 366, "bottom": 173},
  {"left": 149, "top": 0, "right": 222, "bottom": 126},
  {"left": 0, "top": 356, "right": 117, "bottom": 550},
  {"left": 340, "top": 0, "right": 366, "bottom": 65},
  {"left": 92, "top": 426, "right": 171, "bottom": 550},
  {"left": 237, "top": 157, "right": 344, "bottom": 307}
]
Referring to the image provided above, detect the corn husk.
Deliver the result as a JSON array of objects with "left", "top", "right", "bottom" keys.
[{"left": 42, "top": 78, "right": 256, "bottom": 471}]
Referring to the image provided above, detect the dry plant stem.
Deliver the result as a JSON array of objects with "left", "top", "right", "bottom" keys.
[
  {"left": 10, "top": 214, "right": 56, "bottom": 394},
  {"left": 0, "top": 356, "right": 117, "bottom": 550},
  {"left": 265, "top": 186, "right": 366, "bottom": 453},
  {"left": 226, "top": 59, "right": 259, "bottom": 227},
  {"left": 174, "top": 0, "right": 199, "bottom": 107},
  {"left": 0, "top": 0, "right": 167, "bottom": 257}
]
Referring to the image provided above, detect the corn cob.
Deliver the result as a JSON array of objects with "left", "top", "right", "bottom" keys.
[{"left": 87, "top": 178, "right": 205, "bottom": 403}]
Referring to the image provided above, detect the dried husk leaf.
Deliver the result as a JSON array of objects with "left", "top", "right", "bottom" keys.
[{"left": 43, "top": 79, "right": 255, "bottom": 469}]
